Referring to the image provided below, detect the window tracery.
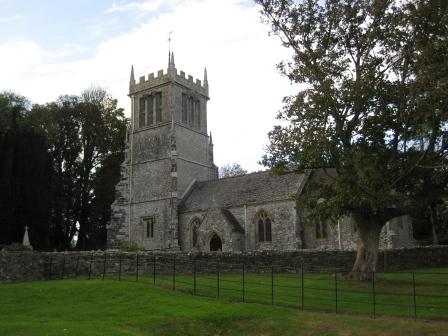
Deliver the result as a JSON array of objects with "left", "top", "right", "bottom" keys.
[{"left": 255, "top": 210, "right": 272, "bottom": 242}]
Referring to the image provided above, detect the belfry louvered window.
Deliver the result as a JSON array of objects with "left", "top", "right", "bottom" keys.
[
  {"left": 181, "top": 94, "right": 201, "bottom": 129},
  {"left": 139, "top": 93, "right": 162, "bottom": 128},
  {"left": 188, "top": 97, "right": 194, "bottom": 126},
  {"left": 195, "top": 99, "right": 201, "bottom": 128},
  {"left": 182, "top": 94, "right": 188, "bottom": 123},
  {"left": 147, "top": 95, "right": 154, "bottom": 125},
  {"left": 155, "top": 92, "right": 162, "bottom": 122},
  {"left": 139, "top": 97, "right": 146, "bottom": 127}
]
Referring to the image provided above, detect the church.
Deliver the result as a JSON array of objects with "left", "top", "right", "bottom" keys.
[{"left": 107, "top": 54, "right": 415, "bottom": 252}]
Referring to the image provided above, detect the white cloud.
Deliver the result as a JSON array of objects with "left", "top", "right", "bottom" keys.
[
  {"left": 105, "top": 0, "right": 180, "bottom": 14},
  {"left": 0, "top": 0, "right": 295, "bottom": 172},
  {"left": 0, "top": 14, "right": 23, "bottom": 23}
]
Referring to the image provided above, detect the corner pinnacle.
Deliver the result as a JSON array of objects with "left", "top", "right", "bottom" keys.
[
  {"left": 130, "top": 65, "right": 135, "bottom": 85},
  {"left": 204, "top": 67, "right": 208, "bottom": 84}
]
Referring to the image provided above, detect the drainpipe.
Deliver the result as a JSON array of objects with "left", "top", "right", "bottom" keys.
[
  {"left": 337, "top": 219, "right": 342, "bottom": 250},
  {"left": 244, "top": 204, "right": 247, "bottom": 251}
]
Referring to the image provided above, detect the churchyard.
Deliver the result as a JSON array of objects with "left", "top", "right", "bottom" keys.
[
  {"left": 1, "top": 250, "right": 447, "bottom": 335},
  {"left": 1, "top": 278, "right": 448, "bottom": 336}
]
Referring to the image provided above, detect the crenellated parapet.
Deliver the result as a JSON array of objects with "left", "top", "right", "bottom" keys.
[{"left": 129, "top": 66, "right": 209, "bottom": 97}]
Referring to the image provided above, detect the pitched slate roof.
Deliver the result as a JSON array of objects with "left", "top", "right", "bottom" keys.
[
  {"left": 181, "top": 171, "right": 307, "bottom": 212},
  {"left": 220, "top": 208, "right": 245, "bottom": 233}
]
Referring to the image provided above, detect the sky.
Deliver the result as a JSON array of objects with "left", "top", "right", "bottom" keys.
[{"left": 0, "top": 0, "right": 295, "bottom": 172}]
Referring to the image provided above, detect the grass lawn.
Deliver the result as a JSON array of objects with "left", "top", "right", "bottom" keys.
[
  {"left": 1, "top": 279, "right": 448, "bottom": 336},
  {"left": 116, "top": 266, "right": 448, "bottom": 320}
]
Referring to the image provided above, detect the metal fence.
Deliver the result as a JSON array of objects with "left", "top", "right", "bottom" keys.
[{"left": 43, "top": 252, "right": 448, "bottom": 321}]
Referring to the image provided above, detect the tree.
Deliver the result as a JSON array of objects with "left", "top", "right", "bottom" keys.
[
  {"left": 219, "top": 163, "right": 248, "bottom": 178},
  {"left": 29, "top": 87, "right": 128, "bottom": 249},
  {"left": 0, "top": 88, "right": 127, "bottom": 250},
  {"left": 257, "top": 0, "right": 448, "bottom": 279},
  {"left": 0, "top": 92, "right": 52, "bottom": 249}
]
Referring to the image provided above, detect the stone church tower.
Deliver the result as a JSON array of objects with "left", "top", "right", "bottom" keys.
[{"left": 108, "top": 53, "right": 218, "bottom": 250}]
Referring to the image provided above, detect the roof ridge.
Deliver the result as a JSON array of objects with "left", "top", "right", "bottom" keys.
[
  {"left": 182, "top": 170, "right": 307, "bottom": 212},
  {"left": 216, "top": 169, "right": 270, "bottom": 181}
]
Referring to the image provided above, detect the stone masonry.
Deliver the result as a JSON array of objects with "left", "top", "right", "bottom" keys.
[
  {"left": 108, "top": 54, "right": 415, "bottom": 253},
  {"left": 2, "top": 247, "right": 447, "bottom": 283}
]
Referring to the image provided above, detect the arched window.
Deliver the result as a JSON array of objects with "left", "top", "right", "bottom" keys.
[
  {"left": 139, "top": 97, "right": 146, "bottom": 127},
  {"left": 182, "top": 94, "right": 188, "bottom": 123},
  {"left": 256, "top": 210, "right": 272, "bottom": 242},
  {"left": 142, "top": 216, "right": 155, "bottom": 239},
  {"left": 195, "top": 99, "right": 201, "bottom": 128},
  {"left": 190, "top": 218, "right": 201, "bottom": 248},
  {"left": 188, "top": 97, "right": 194, "bottom": 126}
]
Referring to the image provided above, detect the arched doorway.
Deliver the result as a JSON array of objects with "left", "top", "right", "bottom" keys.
[{"left": 209, "top": 233, "right": 222, "bottom": 252}]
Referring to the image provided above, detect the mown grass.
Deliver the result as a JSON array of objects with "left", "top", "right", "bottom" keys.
[
  {"left": 1, "top": 279, "right": 448, "bottom": 336},
  {"left": 113, "top": 267, "right": 448, "bottom": 320}
]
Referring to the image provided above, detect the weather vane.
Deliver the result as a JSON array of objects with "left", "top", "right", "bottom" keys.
[{"left": 168, "top": 31, "right": 173, "bottom": 54}]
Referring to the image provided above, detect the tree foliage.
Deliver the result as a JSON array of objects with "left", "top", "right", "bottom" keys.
[
  {"left": 219, "top": 163, "right": 248, "bottom": 178},
  {"left": 257, "top": 0, "right": 448, "bottom": 278},
  {"left": 28, "top": 87, "right": 128, "bottom": 250},
  {"left": 0, "top": 92, "right": 52, "bottom": 249},
  {"left": 0, "top": 88, "right": 128, "bottom": 250}
]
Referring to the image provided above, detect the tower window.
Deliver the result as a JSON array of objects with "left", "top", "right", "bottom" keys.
[
  {"left": 139, "top": 93, "right": 162, "bottom": 128},
  {"left": 256, "top": 210, "right": 272, "bottom": 242},
  {"left": 182, "top": 94, "right": 188, "bottom": 123},
  {"left": 188, "top": 97, "right": 194, "bottom": 126},
  {"left": 195, "top": 99, "right": 201, "bottom": 128},
  {"left": 181, "top": 94, "right": 201, "bottom": 129},
  {"left": 182, "top": 94, "right": 201, "bottom": 129},
  {"left": 142, "top": 217, "right": 155, "bottom": 239},
  {"left": 139, "top": 97, "right": 146, "bottom": 127},
  {"left": 155, "top": 92, "right": 162, "bottom": 122},
  {"left": 147, "top": 95, "right": 154, "bottom": 125}
]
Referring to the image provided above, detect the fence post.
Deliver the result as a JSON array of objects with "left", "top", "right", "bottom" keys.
[
  {"left": 301, "top": 267, "right": 304, "bottom": 310},
  {"left": 153, "top": 255, "right": 156, "bottom": 285},
  {"left": 412, "top": 272, "right": 417, "bottom": 320},
  {"left": 88, "top": 252, "right": 93, "bottom": 280},
  {"left": 75, "top": 255, "right": 79, "bottom": 278},
  {"left": 102, "top": 252, "right": 107, "bottom": 280},
  {"left": 217, "top": 261, "right": 220, "bottom": 298},
  {"left": 271, "top": 265, "right": 274, "bottom": 305},
  {"left": 48, "top": 255, "right": 53, "bottom": 280},
  {"left": 335, "top": 271, "right": 338, "bottom": 313},
  {"left": 372, "top": 271, "right": 376, "bottom": 318},
  {"left": 193, "top": 261, "right": 197, "bottom": 295},
  {"left": 61, "top": 253, "right": 66, "bottom": 279},
  {"left": 118, "top": 253, "right": 122, "bottom": 281},
  {"left": 242, "top": 263, "right": 245, "bottom": 303},
  {"left": 136, "top": 253, "right": 139, "bottom": 282},
  {"left": 4, "top": 257, "right": 8, "bottom": 280}
]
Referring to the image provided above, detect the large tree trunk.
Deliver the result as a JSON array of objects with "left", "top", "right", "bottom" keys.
[
  {"left": 429, "top": 205, "right": 439, "bottom": 245},
  {"left": 348, "top": 216, "right": 383, "bottom": 281}
]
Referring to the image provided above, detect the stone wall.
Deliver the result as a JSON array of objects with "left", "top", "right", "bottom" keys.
[
  {"left": 0, "top": 252, "right": 47, "bottom": 282},
  {"left": 179, "top": 200, "right": 301, "bottom": 253},
  {"left": 1, "top": 246, "right": 447, "bottom": 283}
]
